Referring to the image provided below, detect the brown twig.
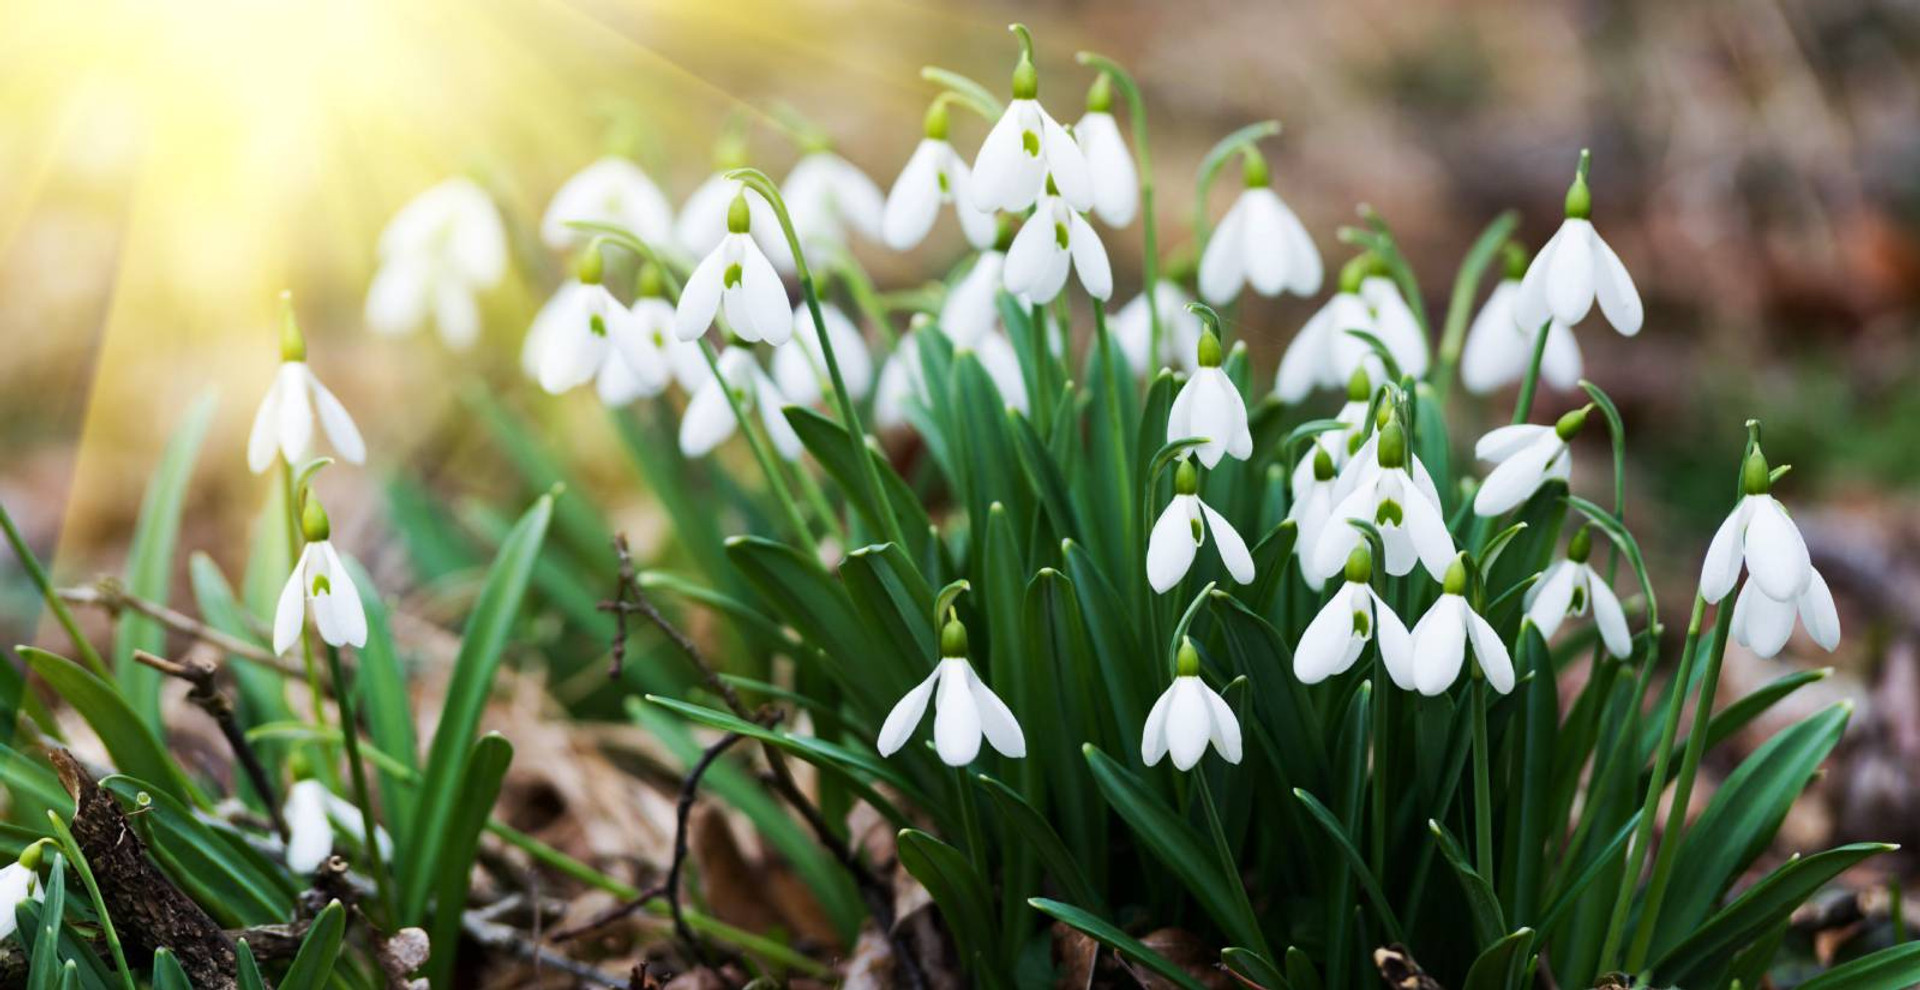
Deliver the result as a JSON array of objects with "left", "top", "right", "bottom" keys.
[
  {"left": 548, "top": 884, "right": 668, "bottom": 943},
  {"left": 61, "top": 580, "right": 311, "bottom": 680},
  {"left": 601, "top": 533, "right": 926, "bottom": 990},
  {"left": 667, "top": 730, "right": 752, "bottom": 970},
  {"left": 132, "top": 649, "right": 287, "bottom": 838}
]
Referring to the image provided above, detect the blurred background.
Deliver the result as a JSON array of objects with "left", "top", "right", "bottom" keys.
[{"left": 3, "top": 0, "right": 1918, "bottom": 938}]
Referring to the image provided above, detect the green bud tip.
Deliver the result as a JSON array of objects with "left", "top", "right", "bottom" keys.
[
  {"left": 727, "top": 192, "right": 752, "bottom": 234},
  {"left": 1009, "top": 24, "right": 1038, "bottom": 99},
  {"left": 923, "top": 98, "right": 951, "bottom": 141},
  {"left": 300, "top": 492, "right": 331, "bottom": 543},
  {"left": 1313, "top": 447, "right": 1336, "bottom": 482},
  {"left": 940, "top": 617, "right": 969, "bottom": 658},
  {"left": 1241, "top": 147, "right": 1270, "bottom": 189},
  {"left": 1376, "top": 421, "right": 1407, "bottom": 469},
  {"left": 1442, "top": 554, "right": 1470, "bottom": 596},
  {"left": 635, "top": 262, "right": 665, "bottom": 299},
  {"left": 1338, "top": 253, "right": 1371, "bottom": 295},
  {"left": 575, "top": 244, "right": 605, "bottom": 285},
  {"left": 1564, "top": 149, "right": 1592, "bottom": 220},
  {"left": 278, "top": 290, "right": 306, "bottom": 362},
  {"left": 1741, "top": 446, "right": 1772, "bottom": 496},
  {"left": 1374, "top": 401, "right": 1393, "bottom": 429},
  {"left": 1344, "top": 545, "right": 1373, "bottom": 585},
  {"left": 1346, "top": 367, "right": 1372, "bottom": 402},
  {"left": 1501, "top": 241, "right": 1530, "bottom": 281},
  {"left": 1086, "top": 71, "right": 1113, "bottom": 113},
  {"left": 1554, "top": 403, "right": 1592, "bottom": 441},
  {"left": 1174, "top": 458, "right": 1200, "bottom": 495},
  {"left": 17, "top": 837, "right": 52, "bottom": 871},
  {"left": 1568, "top": 524, "right": 1594, "bottom": 564},
  {"left": 1175, "top": 637, "right": 1201, "bottom": 678},
  {"left": 1196, "top": 328, "right": 1223, "bottom": 368}
]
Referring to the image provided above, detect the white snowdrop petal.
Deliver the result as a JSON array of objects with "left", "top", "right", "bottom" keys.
[
  {"left": 1588, "top": 574, "right": 1633, "bottom": 659},
  {"left": 1744, "top": 496, "right": 1812, "bottom": 601},
  {"left": 1525, "top": 561, "right": 1578, "bottom": 641},
  {"left": 1240, "top": 188, "right": 1293, "bottom": 297},
  {"left": 1798, "top": 568, "right": 1841, "bottom": 651},
  {"left": 1202, "top": 687, "right": 1243, "bottom": 764},
  {"left": 1474, "top": 436, "right": 1562, "bottom": 517},
  {"left": 678, "top": 378, "right": 739, "bottom": 457},
  {"left": 878, "top": 669, "right": 939, "bottom": 756},
  {"left": 1310, "top": 484, "right": 1375, "bottom": 583},
  {"left": 1078, "top": 112, "right": 1138, "bottom": 228},
  {"left": 1541, "top": 322, "right": 1585, "bottom": 389},
  {"left": 1513, "top": 225, "right": 1564, "bottom": 335},
  {"left": 274, "top": 365, "right": 314, "bottom": 469},
  {"left": 932, "top": 662, "right": 983, "bottom": 766},
  {"left": 675, "top": 248, "right": 729, "bottom": 342},
  {"left": 1276, "top": 196, "right": 1324, "bottom": 296},
  {"left": 247, "top": 375, "right": 286, "bottom": 474},
  {"left": 738, "top": 243, "right": 794, "bottom": 345},
  {"left": 1140, "top": 685, "right": 1175, "bottom": 766},
  {"left": 1699, "top": 500, "right": 1749, "bottom": 604},
  {"left": 1198, "top": 197, "right": 1250, "bottom": 306},
  {"left": 1412, "top": 599, "right": 1467, "bottom": 696},
  {"left": 1466, "top": 610, "right": 1516, "bottom": 693},
  {"left": 1166, "top": 679, "right": 1212, "bottom": 771},
  {"left": 1147, "top": 496, "right": 1201, "bottom": 594},
  {"left": 1590, "top": 230, "right": 1643, "bottom": 336},
  {"left": 972, "top": 104, "right": 1044, "bottom": 213},
  {"left": 1460, "top": 282, "right": 1524, "bottom": 395},
  {"left": 882, "top": 140, "right": 944, "bottom": 251},
  {"left": 1296, "top": 590, "right": 1359, "bottom": 683},
  {"left": 1002, "top": 209, "right": 1057, "bottom": 300},
  {"left": 1398, "top": 480, "right": 1458, "bottom": 582},
  {"left": 284, "top": 780, "right": 334, "bottom": 874},
  {"left": 271, "top": 559, "right": 307, "bottom": 656},
  {"left": 966, "top": 671, "right": 1026, "bottom": 759},
  {"left": 305, "top": 372, "right": 366, "bottom": 465},
  {"left": 1068, "top": 211, "right": 1113, "bottom": 301},
  {"left": 1371, "top": 589, "right": 1416, "bottom": 689},
  {"left": 1735, "top": 581, "right": 1796, "bottom": 658},
  {"left": 1039, "top": 109, "right": 1094, "bottom": 213},
  {"left": 1545, "top": 220, "right": 1596, "bottom": 327},
  {"left": 1201, "top": 502, "right": 1256, "bottom": 585},
  {"left": 1475, "top": 424, "right": 1552, "bottom": 463},
  {"left": 432, "top": 283, "right": 482, "bottom": 350}
]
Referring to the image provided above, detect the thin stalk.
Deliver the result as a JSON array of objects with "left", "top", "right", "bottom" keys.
[
  {"left": 1431, "top": 212, "right": 1519, "bottom": 407},
  {"left": 954, "top": 765, "right": 987, "bottom": 877},
  {"left": 1595, "top": 592, "right": 1706, "bottom": 972},
  {"left": 1472, "top": 676, "right": 1494, "bottom": 883},
  {"left": 0, "top": 498, "right": 110, "bottom": 678},
  {"left": 1077, "top": 53, "right": 1160, "bottom": 369},
  {"left": 1511, "top": 319, "right": 1553, "bottom": 425},
  {"left": 833, "top": 252, "right": 898, "bottom": 349},
  {"left": 326, "top": 643, "right": 395, "bottom": 925},
  {"left": 1196, "top": 771, "right": 1273, "bottom": 958},
  {"left": 1623, "top": 596, "right": 1737, "bottom": 973},
  {"left": 1371, "top": 651, "right": 1389, "bottom": 879},
  {"left": 695, "top": 340, "right": 814, "bottom": 547},
  {"left": 1030, "top": 301, "right": 1053, "bottom": 426}
]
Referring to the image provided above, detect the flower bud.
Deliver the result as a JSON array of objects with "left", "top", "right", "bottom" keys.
[
  {"left": 300, "top": 492, "right": 331, "bottom": 543},
  {"left": 1174, "top": 458, "right": 1200, "bottom": 495},
  {"left": 1564, "top": 149, "right": 1592, "bottom": 221},
  {"left": 1086, "top": 72, "right": 1113, "bottom": 113},
  {"left": 1376, "top": 421, "right": 1407, "bottom": 469},
  {"left": 923, "top": 98, "right": 951, "bottom": 141},
  {"left": 940, "top": 617, "right": 970, "bottom": 658},
  {"left": 1344, "top": 545, "right": 1373, "bottom": 585},
  {"left": 1175, "top": 637, "right": 1201, "bottom": 678},
  {"left": 279, "top": 290, "right": 306, "bottom": 363},
  {"left": 1313, "top": 447, "right": 1335, "bottom": 482},
  {"left": 1554, "top": 404, "right": 1592, "bottom": 441},
  {"left": 727, "top": 192, "right": 753, "bottom": 235},
  {"left": 1011, "top": 52, "right": 1038, "bottom": 100},
  {"left": 1741, "top": 446, "right": 1772, "bottom": 496},
  {"left": 635, "top": 262, "right": 665, "bottom": 300},
  {"left": 1346, "top": 367, "right": 1372, "bottom": 403},
  {"left": 1568, "top": 524, "right": 1594, "bottom": 564},
  {"left": 1443, "top": 554, "right": 1470, "bottom": 596},
  {"left": 1196, "top": 329, "right": 1223, "bottom": 369},
  {"left": 17, "top": 838, "right": 53, "bottom": 872},
  {"left": 1241, "top": 147, "right": 1269, "bottom": 190},
  {"left": 1502, "top": 241, "right": 1529, "bottom": 282},
  {"left": 1338, "top": 253, "right": 1371, "bottom": 295},
  {"left": 1374, "top": 401, "right": 1393, "bottom": 430},
  {"left": 575, "top": 245, "right": 605, "bottom": 286}
]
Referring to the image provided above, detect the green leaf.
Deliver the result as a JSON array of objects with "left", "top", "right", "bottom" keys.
[
  {"left": 840, "top": 541, "right": 936, "bottom": 687},
  {"left": 427, "top": 734, "right": 513, "bottom": 990},
  {"left": 724, "top": 535, "right": 890, "bottom": 716},
  {"left": 148, "top": 950, "right": 190, "bottom": 990},
  {"left": 399, "top": 494, "right": 551, "bottom": 923},
  {"left": 24, "top": 851, "right": 67, "bottom": 990},
  {"left": 1796, "top": 941, "right": 1920, "bottom": 990},
  {"left": 1029, "top": 898, "right": 1210, "bottom": 990},
  {"left": 974, "top": 773, "right": 1103, "bottom": 911},
  {"left": 786, "top": 405, "right": 934, "bottom": 563},
  {"left": 1430, "top": 817, "right": 1508, "bottom": 951},
  {"left": 1222, "top": 947, "right": 1289, "bottom": 989},
  {"left": 1083, "top": 745, "right": 1264, "bottom": 951},
  {"left": 1292, "top": 788, "right": 1405, "bottom": 943},
  {"left": 1460, "top": 928, "right": 1534, "bottom": 990},
  {"left": 21, "top": 649, "right": 196, "bottom": 805},
  {"left": 1285, "top": 946, "right": 1326, "bottom": 990},
  {"left": 115, "top": 392, "right": 216, "bottom": 731},
  {"left": 280, "top": 899, "right": 346, "bottom": 990},
  {"left": 1650, "top": 842, "right": 1893, "bottom": 987},
  {"left": 466, "top": 388, "right": 613, "bottom": 572},
  {"left": 101, "top": 776, "right": 292, "bottom": 925},
  {"left": 897, "top": 829, "right": 1005, "bottom": 985},
  {"left": 235, "top": 941, "right": 267, "bottom": 990}
]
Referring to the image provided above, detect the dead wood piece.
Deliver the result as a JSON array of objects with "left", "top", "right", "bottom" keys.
[{"left": 1374, "top": 944, "right": 1444, "bottom": 990}]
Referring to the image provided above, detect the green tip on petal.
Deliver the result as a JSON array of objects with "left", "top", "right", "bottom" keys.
[
  {"left": 1346, "top": 367, "right": 1372, "bottom": 402},
  {"left": 1502, "top": 240, "right": 1530, "bottom": 281},
  {"left": 727, "top": 192, "right": 752, "bottom": 234},
  {"left": 1195, "top": 328, "right": 1223, "bottom": 368},
  {"left": 1443, "top": 554, "right": 1470, "bottom": 596},
  {"left": 1174, "top": 458, "right": 1200, "bottom": 495},
  {"left": 1313, "top": 447, "right": 1336, "bottom": 482},
  {"left": 940, "top": 617, "right": 970, "bottom": 658},
  {"left": 1086, "top": 71, "right": 1113, "bottom": 113},
  {"left": 1568, "top": 524, "right": 1594, "bottom": 564},
  {"left": 575, "top": 243, "right": 605, "bottom": 285},
  {"left": 1554, "top": 403, "right": 1592, "bottom": 440},
  {"left": 279, "top": 290, "right": 306, "bottom": 363},
  {"left": 1565, "top": 150, "right": 1593, "bottom": 220},
  {"left": 635, "top": 262, "right": 665, "bottom": 299},
  {"left": 1742, "top": 446, "right": 1772, "bottom": 496},
  {"left": 1344, "top": 545, "right": 1373, "bottom": 585},
  {"left": 1241, "top": 146, "right": 1270, "bottom": 189},
  {"left": 300, "top": 491, "right": 331, "bottom": 543},
  {"left": 1175, "top": 637, "right": 1201, "bottom": 678},
  {"left": 1376, "top": 421, "right": 1407, "bottom": 469}
]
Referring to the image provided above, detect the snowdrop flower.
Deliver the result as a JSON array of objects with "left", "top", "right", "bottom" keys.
[
  {"left": 971, "top": 27, "right": 1092, "bottom": 215},
  {"left": 878, "top": 616, "right": 1024, "bottom": 766},
  {"left": 1289, "top": 370, "right": 1374, "bottom": 498},
  {"left": 1113, "top": 280, "right": 1203, "bottom": 375},
  {"left": 283, "top": 779, "right": 395, "bottom": 874},
  {"left": 1288, "top": 449, "right": 1340, "bottom": 591},
  {"left": 540, "top": 157, "right": 673, "bottom": 250},
  {"left": 1166, "top": 325, "right": 1252, "bottom": 469},
  {"left": 248, "top": 302, "right": 366, "bottom": 475},
  {"left": 1310, "top": 421, "right": 1455, "bottom": 583},
  {"left": 365, "top": 177, "right": 506, "bottom": 349},
  {"left": 678, "top": 346, "right": 802, "bottom": 461},
  {"left": 1472, "top": 405, "right": 1589, "bottom": 517},
  {"left": 0, "top": 853, "right": 43, "bottom": 941},
  {"left": 773, "top": 302, "right": 873, "bottom": 405},
  {"left": 1142, "top": 638, "right": 1242, "bottom": 771},
  {"left": 941, "top": 247, "right": 1006, "bottom": 346},
  {"left": 676, "top": 148, "right": 795, "bottom": 272},
  {"left": 1460, "top": 244, "right": 1582, "bottom": 395},
  {"left": 1513, "top": 150, "right": 1642, "bottom": 338},
  {"left": 1402, "top": 557, "right": 1516, "bottom": 696},
  {"left": 1296, "top": 547, "right": 1412, "bottom": 683},
  {"left": 1076, "top": 74, "right": 1137, "bottom": 228},
  {"left": 1527, "top": 526, "right": 1632, "bottom": 659},
  {"left": 1200, "top": 147, "right": 1321, "bottom": 305},
  {"left": 1002, "top": 180, "right": 1112, "bottom": 304},
  {"left": 1700, "top": 445, "right": 1815, "bottom": 606},
  {"left": 1275, "top": 256, "right": 1426, "bottom": 402},
  {"left": 883, "top": 99, "right": 996, "bottom": 251},
  {"left": 272, "top": 495, "right": 367, "bottom": 656},
  {"left": 529, "top": 248, "right": 647, "bottom": 396},
  {"left": 783, "top": 148, "right": 886, "bottom": 249},
  {"left": 1731, "top": 563, "right": 1840, "bottom": 659},
  {"left": 675, "top": 193, "right": 793, "bottom": 345},
  {"left": 1147, "top": 459, "right": 1255, "bottom": 594}
]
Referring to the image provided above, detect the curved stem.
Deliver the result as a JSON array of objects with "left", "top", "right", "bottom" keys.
[
  {"left": 696, "top": 340, "right": 815, "bottom": 547},
  {"left": 1193, "top": 121, "right": 1280, "bottom": 244},
  {"left": 1510, "top": 319, "right": 1553, "bottom": 425},
  {"left": 1431, "top": 211, "right": 1519, "bottom": 407},
  {"left": 1079, "top": 52, "right": 1161, "bottom": 368},
  {"left": 919, "top": 67, "right": 1003, "bottom": 120},
  {"left": 327, "top": 642, "right": 395, "bottom": 925}
]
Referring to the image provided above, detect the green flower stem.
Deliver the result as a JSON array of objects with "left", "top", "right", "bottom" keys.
[
  {"left": 1472, "top": 674, "right": 1494, "bottom": 883},
  {"left": 918, "top": 66, "right": 1004, "bottom": 120},
  {"left": 1077, "top": 52, "right": 1161, "bottom": 368},
  {"left": 726, "top": 168, "right": 908, "bottom": 553},
  {"left": 1623, "top": 596, "right": 1737, "bottom": 973},
  {"left": 1510, "top": 319, "right": 1553, "bottom": 425},
  {"left": 1431, "top": 211, "right": 1519, "bottom": 407},
  {"left": 282, "top": 463, "right": 336, "bottom": 775},
  {"left": 1371, "top": 650, "right": 1390, "bottom": 879},
  {"left": 1193, "top": 120, "right": 1280, "bottom": 244},
  {"left": 327, "top": 643, "right": 395, "bottom": 925},
  {"left": 1196, "top": 769, "right": 1273, "bottom": 958},
  {"left": 696, "top": 340, "right": 816, "bottom": 548},
  {"left": 0, "top": 497, "right": 110, "bottom": 679},
  {"left": 955, "top": 764, "right": 988, "bottom": 877},
  {"left": 831, "top": 251, "right": 899, "bottom": 349},
  {"left": 1030, "top": 302, "right": 1054, "bottom": 427},
  {"left": 48, "top": 810, "right": 137, "bottom": 990}
]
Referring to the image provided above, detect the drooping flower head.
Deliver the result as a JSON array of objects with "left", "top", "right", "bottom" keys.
[
  {"left": 284, "top": 778, "right": 395, "bottom": 875},
  {"left": 783, "top": 145, "right": 886, "bottom": 250},
  {"left": 1003, "top": 175, "right": 1112, "bottom": 304},
  {"left": 1296, "top": 546, "right": 1412, "bottom": 683},
  {"left": 249, "top": 294, "right": 366, "bottom": 475},
  {"left": 883, "top": 97, "right": 997, "bottom": 251},
  {"left": 972, "top": 24, "right": 1092, "bottom": 216},
  {"left": 1461, "top": 242, "right": 1583, "bottom": 395},
  {"left": 678, "top": 346, "right": 803, "bottom": 462},
  {"left": 1400, "top": 555, "right": 1516, "bottom": 696},
  {"left": 540, "top": 156, "right": 674, "bottom": 251},
  {"left": 272, "top": 492, "right": 368, "bottom": 656},
  {"left": 1166, "top": 314, "right": 1252, "bottom": 469},
  {"left": 1513, "top": 149, "right": 1643, "bottom": 338},
  {"left": 1076, "top": 72, "right": 1138, "bottom": 228},
  {"left": 1142, "top": 637, "right": 1242, "bottom": 771},
  {"left": 1289, "top": 368, "right": 1374, "bottom": 498},
  {"left": 1276, "top": 253, "right": 1426, "bottom": 402},
  {"left": 1704, "top": 442, "right": 1841, "bottom": 658},
  {"left": 677, "top": 127, "right": 796, "bottom": 271},
  {"left": 879, "top": 613, "right": 1025, "bottom": 767},
  {"left": 1472, "top": 404, "right": 1589, "bottom": 517},
  {"left": 1200, "top": 144, "right": 1321, "bottom": 305},
  {"left": 675, "top": 192, "right": 794, "bottom": 345},
  {"left": 1147, "top": 458, "right": 1256, "bottom": 594},
  {"left": 529, "top": 243, "right": 644, "bottom": 397},
  {"left": 772, "top": 301, "right": 874, "bottom": 405},
  {"left": 1288, "top": 446, "right": 1341, "bottom": 592},
  {"left": 365, "top": 176, "right": 507, "bottom": 349},
  {"left": 1526, "top": 525, "right": 1633, "bottom": 659},
  {"left": 0, "top": 844, "right": 45, "bottom": 942}
]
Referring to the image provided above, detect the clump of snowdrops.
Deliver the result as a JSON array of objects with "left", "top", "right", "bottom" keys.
[{"left": 0, "top": 21, "right": 1910, "bottom": 990}]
